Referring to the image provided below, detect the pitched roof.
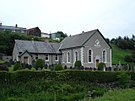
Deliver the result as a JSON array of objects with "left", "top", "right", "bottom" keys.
[
  {"left": 15, "top": 40, "right": 60, "bottom": 54},
  {"left": 60, "top": 29, "right": 98, "bottom": 49}
]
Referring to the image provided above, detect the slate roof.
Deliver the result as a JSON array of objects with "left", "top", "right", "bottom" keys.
[
  {"left": 60, "top": 29, "right": 98, "bottom": 49},
  {"left": 15, "top": 40, "right": 60, "bottom": 54}
]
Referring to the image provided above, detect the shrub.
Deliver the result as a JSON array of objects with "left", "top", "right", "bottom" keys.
[
  {"left": 13, "top": 61, "right": 22, "bottom": 71},
  {"left": 117, "top": 72, "right": 131, "bottom": 88},
  {"left": 98, "top": 62, "right": 106, "bottom": 71},
  {"left": 55, "top": 64, "right": 63, "bottom": 71},
  {"left": 0, "top": 64, "right": 8, "bottom": 71},
  {"left": 34, "top": 59, "right": 44, "bottom": 70},
  {"left": 74, "top": 60, "right": 82, "bottom": 70}
]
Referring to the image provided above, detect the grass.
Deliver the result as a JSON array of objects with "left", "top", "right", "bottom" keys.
[
  {"left": 112, "top": 44, "right": 132, "bottom": 64},
  {"left": 0, "top": 59, "right": 5, "bottom": 64},
  {"left": 81, "top": 89, "right": 135, "bottom": 101}
]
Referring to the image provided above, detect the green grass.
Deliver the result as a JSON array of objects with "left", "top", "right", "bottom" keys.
[
  {"left": 112, "top": 44, "right": 132, "bottom": 64},
  {"left": 0, "top": 60, "right": 5, "bottom": 64},
  {"left": 81, "top": 89, "right": 135, "bottom": 101}
]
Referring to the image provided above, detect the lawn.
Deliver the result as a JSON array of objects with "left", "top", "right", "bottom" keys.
[
  {"left": 81, "top": 89, "right": 135, "bottom": 101},
  {"left": 112, "top": 44, "right": 132, "bottom": 64}
]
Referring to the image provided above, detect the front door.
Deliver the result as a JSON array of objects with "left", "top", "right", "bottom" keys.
[
  {"left": 96, "top": 59, "right": 99, "bottom": 68},
  {"left": 24, "top": 57, "right": 28, "bottom": 64}
]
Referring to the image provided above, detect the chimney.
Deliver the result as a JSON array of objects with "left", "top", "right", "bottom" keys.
[
  {"left": 15, "top": 24, "right": 18, "bottom": 28},
  {"left": 82, "top": 31, "right": 85, "bottom": 33}
]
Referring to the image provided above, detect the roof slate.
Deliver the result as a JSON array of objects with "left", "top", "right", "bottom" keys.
[
  {"left": 15, "top": 40, "right": 60, "bottom": 54},
  {"left": 60, "top": 29, "right": 97, "bottom": 49}
]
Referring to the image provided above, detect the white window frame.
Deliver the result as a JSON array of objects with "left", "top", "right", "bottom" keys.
[
  {"left": 102, "top": 50, "right": 107, "bottom": 63},
  {"left": 87, "top": 48, "right": 93, "bottom": 63},
  {"left": 45, "top": 54, "right": 49, "bottom": 61},
  {"left": 55, "top": 54, "right": 58, "bottom": 61},
  {"left": 74, "top": 51, "right": 78, "bottom": 62},
  {"left": 67, "top": 51, "right": 71, "bottom": 63}
]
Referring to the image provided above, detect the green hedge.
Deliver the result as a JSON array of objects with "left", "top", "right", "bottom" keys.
[{"left": 0, "top": 71, "right": 135, "bottom": 84}]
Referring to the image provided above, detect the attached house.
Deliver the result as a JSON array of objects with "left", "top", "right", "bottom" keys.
[
  {"left": 12, "top": 29, "right": 112, "bottom": 68},
  {"left": 13, "top": 40, "right": 61, "bottom": 66}
]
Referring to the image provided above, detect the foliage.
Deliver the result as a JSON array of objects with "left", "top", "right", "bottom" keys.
[
  {"left": 98, "top": 62, "right": 106, "bottom": 71},
  {"left": 0, "top": 64, "right": 8, "bottom": 71},
  {"left": 124, "top": 52, "right": 135, "bottom": 63},
  {"left": 0, "top": 31, "right": 57, "bottom": 55},
  {"left": 34, "top": 59, "right": 44, "bottom": 70},
  {"left": 13, "top": 61, "right": 22, "bottom": 71},
  {"left": 112, "top": 44, "right": 133, "bottom": 64},
  {"left": 74, "top": 60, "right": 82, "bottom": 69},
  {"left": 111, "top": 36, "right": 135, "bottom": 50},
  {"left": 117, "top": 72, "right": 131, "bottom": 88},
  {"left": 0, "top": 31, "right": 32, "bottom": 55},
  {"left": 74, "top": 60, "right": 82, "bottom": 67},
  {"left": 85, "top": 89, "right": 135, "bottom": 101},
  {"left": 0, "top": 71, "right": 135, "bottom": 100},
  {"left": 55, "top": 64, "right": 63, "bottom": 71}
]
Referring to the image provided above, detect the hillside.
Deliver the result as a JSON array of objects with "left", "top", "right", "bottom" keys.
[{"left": 111, "top": 44, "right": 132, "bottom": 64}]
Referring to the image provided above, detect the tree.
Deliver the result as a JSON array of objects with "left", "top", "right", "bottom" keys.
[
  {"left": 34, "top": 59, "right": 44, "bottom": 70},
  {"left": 98, "top": 62, "right": 106, "bottom": 71},
  {"left": 13, "top": 61, "right": 22, "bottom": 71},
  {"left": 55, "top": 64, "right": 63, "bottom": 71},
  {"left": 56, "top": 31, "right": 67, "bottom": 38},
  {"left": 74, "top": 60, "right": 82, "bottom": 70}
]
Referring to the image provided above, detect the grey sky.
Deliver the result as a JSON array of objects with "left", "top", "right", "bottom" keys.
[{"left": 0, "top": 0, "right": 135, "bottom": 39}]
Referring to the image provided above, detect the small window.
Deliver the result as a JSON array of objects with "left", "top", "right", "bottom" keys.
[
  {"left": 45, "top": 55, "right": 49, "bottom": 61},
  {"left": 88, "top": 49, "right": 93, "bottom": 63},
  {"left": 35, "top": 54, "right": 38, "bottom": 60},
  {"left": 102, "top": 50, "right": 106, "bottom": 62},
  {"left": 55, "top": 55, "right": 58, "bottom": 61},
  {"left": 67, "top": 52, "right": 70, "bottom": 63},
  {"left": 74, "top": 51, "right": 78, "bottom": 61}
]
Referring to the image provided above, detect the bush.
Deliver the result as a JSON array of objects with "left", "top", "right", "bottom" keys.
[
  {"left": 55, "top": 64, "right": 63, "bottom": 71},
  {"left": 74, "top": 60, "right": 82, "bottom": 70},
  {"left": 34, "top": 59, "right": 44, "bottom": 70},
  {"left": 13, "top": 61, "right": 22, "bottom": 71},
  {"left": 117, "top": 72, "right": 131, "bottom": 88},
  {"left": 98, "top": 62, "right": 106, "bottom": 71},
  {"left": 0, "top": 64, "right": 8, "bottom": 71}
]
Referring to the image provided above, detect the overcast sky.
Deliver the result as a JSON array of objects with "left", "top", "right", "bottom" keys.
[{"left": 0, "top": 0, "right": 135, "bottom": 39}]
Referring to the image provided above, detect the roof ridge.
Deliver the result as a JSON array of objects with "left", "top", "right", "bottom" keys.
[{"left": 67, "top": 29, "right": 98, "bottom": 37}]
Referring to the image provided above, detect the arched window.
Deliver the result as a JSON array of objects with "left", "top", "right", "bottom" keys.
[
  {"left": 74, "top": 51, "right": 78, "bottom": 61},
  {"left": 67, "top": 52, "right": 70, "bottom": 63},
  {"left": 102, "top": 50, "right": 106, "bottom": 62},
  {"left": 88, "top": 49, "right": 93, "bottom": 63}
]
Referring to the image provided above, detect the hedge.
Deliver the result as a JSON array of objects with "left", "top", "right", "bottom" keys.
[{"left": 0, "top": 71, "right": 135, "bottom": 83}]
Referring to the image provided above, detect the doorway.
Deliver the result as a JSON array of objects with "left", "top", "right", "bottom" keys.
[{"left": 96, "top": 59, "right": 99, "bottom": 68}]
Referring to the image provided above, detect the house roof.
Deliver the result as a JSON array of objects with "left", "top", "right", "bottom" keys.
[
  {"left": 15, "top": 40, "right": 60, "bottom": 54},
  {"left": 0, "top": 25, "right": 26, "bottom": 30},
  {"left": 60, "top": 29, "right": 111, "bottom": 50},
  {"left": 60, "top": 29, "right": 97, "bottom": 49}
]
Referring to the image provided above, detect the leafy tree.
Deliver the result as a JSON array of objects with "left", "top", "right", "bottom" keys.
[
  {"left": 34, "top": 59, "right": 44, "bottom": 70},
  {"left": 13, "top": 61, "right": 22, "bottom": 71},
  {"left": 124, "top": 55, "right": 132, "bottom": 63},
  {"left": 74, "top": 60, "right": 82, "bottom": 70},
  {"left": 98, "top": 62, "right": 106, "bottom": 71},
  {"left": 55, "top": 64, "right": 63, "bottom": 71}
]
